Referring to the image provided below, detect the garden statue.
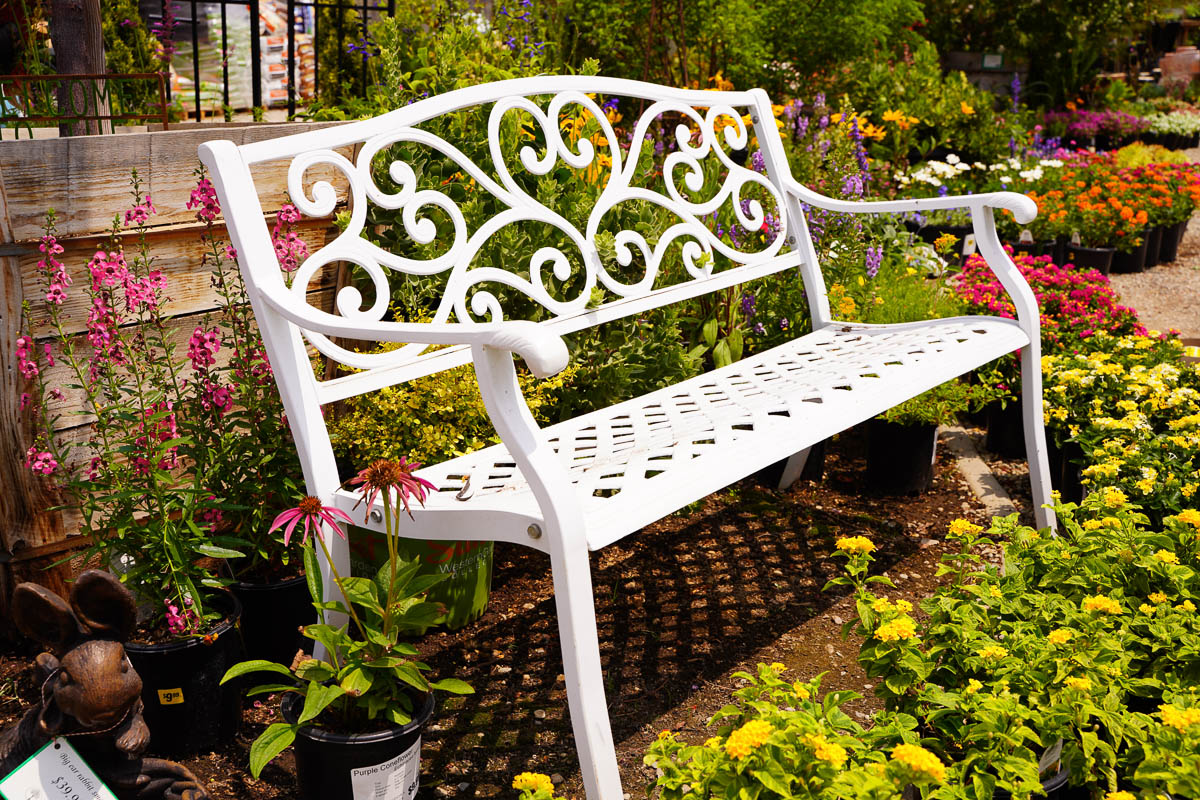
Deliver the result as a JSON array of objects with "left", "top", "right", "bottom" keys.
[{"left": 0, "top": 570, "right": 210, "bottom": 800}]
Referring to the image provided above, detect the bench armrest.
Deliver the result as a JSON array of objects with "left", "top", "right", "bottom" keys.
[
  {"left": 782, "top": 177, "right": 1038, "bottom": 225},
  {"left": 259, "top": 290, "right": 570, "bottom": 378}
]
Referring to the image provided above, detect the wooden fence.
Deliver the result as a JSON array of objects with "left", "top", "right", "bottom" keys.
[{"left": 0, "top": 122, "right": 347, "bottom": 604}]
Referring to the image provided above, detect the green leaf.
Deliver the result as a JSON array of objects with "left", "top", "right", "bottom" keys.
[
  {"left": 249, "top": 723, "right": 296, "bottom": 778},
  {"left": 727, "top": 328, "right": 744, "bottom": 362},
  {"left": 221, "top": 660, "right": 294, "bottom": 685},
  {"left": 340, "top": 667, "right": 374, "bottom": 696},
  {"left": 429, "top": 678, "right": 473, "bottom": 695},
  {"left": 713, "top": 340, "right": 732, "bottom": 368},
  {"left": 298, "top": 683, "right": 346, "bottom": 725},
  {"left": 198, "top": 544, "right": 244, "bottom": 559},
  {"left": 339, "top": 576, "right": 383, "bottom": 611},
  {"left": 702, "top": 318, "right": 718, "bottom": 349},
  {"left": 303, "top": 545, "right": 323, "bottom": 605}
]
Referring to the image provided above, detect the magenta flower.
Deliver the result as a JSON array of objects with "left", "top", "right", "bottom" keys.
[{"left": 270, "top": 496, "right": 353, "bottom": 546}]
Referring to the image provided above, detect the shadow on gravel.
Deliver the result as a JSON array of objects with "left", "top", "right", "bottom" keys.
[{"left": 418, "top": 480, "right": 920, "bottom": 796}]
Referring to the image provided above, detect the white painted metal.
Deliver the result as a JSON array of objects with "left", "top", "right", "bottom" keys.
[{"left": 199, "top": 75, "right": 1057, "bottom": 800}]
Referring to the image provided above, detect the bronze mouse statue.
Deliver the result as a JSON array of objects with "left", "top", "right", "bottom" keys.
[{"left": 0, "top": 570, "right": 210, "bottom": 800}]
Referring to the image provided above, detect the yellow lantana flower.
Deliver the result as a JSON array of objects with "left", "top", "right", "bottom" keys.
[
  {"left": 1101, "top": 487, "right": 1127, "bottom": 508},
  {"left": 1082, "top": 595, "right": 1123, "bottom": 615},
  {"left": 724, "top": 720, "right": 773, "bottom": 759},
  {"left": 1149, "top": 592, "right": 1169, "bottom": 604},
  {"left": 1047, "top": 628, "right": 1072, "bottom": 645},
  {"left": 1065, "top": 677, "right": 1091, "bottom": 692},
  {"left": 835, "top": 536, "right": 875, "bottom": 554},
  {"left": 1160, "top": 704, "right": 1200, "bottom": 732},
  {"left": 1154, "top": 549, "right": 1180, "bottom": 565},
  {"left": 1177, "top": 508, "right": 1200, "bottom": 528},
  {"left": 949, "top": 519, "right": 983, "bottom": 537},
  {"left": 513, "top": 773, "right": 555, "bottom": 794},
  {"left": 890, "top": 743, "right": 946, "bottom": 783},
  {"left": 805, "top": 734, "right": 848, "bottom": 768},
  {"left": 979, "top": 645, "right": 1008, "bottom": 660},
  {"left": 876, "top": 616, "right": 918, "bottom": 642}
]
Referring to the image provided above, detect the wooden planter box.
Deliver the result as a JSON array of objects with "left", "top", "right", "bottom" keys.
[{"left": 0, "top": 122, "right": 348, "bottom": 604}]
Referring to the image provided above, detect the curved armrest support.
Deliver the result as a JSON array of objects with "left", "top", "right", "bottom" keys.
[
  {"left": 260, "top": 291, "right": 570, "bottom": 378},
  {"left": 783, "top": 177, "right": 1038, "bottom": 225}
]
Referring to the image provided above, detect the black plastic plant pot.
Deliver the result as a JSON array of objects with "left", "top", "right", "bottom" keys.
[
  {"left": 865, "top": 419, "right": 936, "bottom": 494},
  {"left": 1145, "top": 224, "right": 1164, "bottom": 267},
  {"left": 230, "top": 574, "right": 316, "bottom": 667},
  {"left": 993, "top": 766, "right": 1072, "bottom": 799},
  {"left": 281, "top": 691, "right": 435, "bottom": 800},
  {"left": 125, "top": 590, "right": 245, "bottom": 758},
  {"left": 1064, "top": 244, "right": 1114, "bottom": 275},
  {"left": 985, "top": 401, "right": 1025, "bottom": 459},
  {"left": 1160, "top": 220, "right": 1183, "bottom": 263},
  {"left": 1110, "top": 231, "right": 1149, "bottom": 274},
  {"left": 1058, "top": 441, "right": 1086, "bottom": 505}
]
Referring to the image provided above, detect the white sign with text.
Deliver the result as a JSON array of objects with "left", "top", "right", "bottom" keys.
[
  {"left": 0, "top": 738, "right": 118, "bottom": 800},
  {"left": 350, "top": 737, "right": 421, "bottom": 800}
]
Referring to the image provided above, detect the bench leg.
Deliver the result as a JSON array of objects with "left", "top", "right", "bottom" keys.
[
  {"left": 775, "top": 447, "right": 812, "bottom": 491},
  {"left": 549, "top": 533, "right": 624, "bottom": 800},
  {"left": 1020, "top": 344, "right": 1057, "bottom": 532}
]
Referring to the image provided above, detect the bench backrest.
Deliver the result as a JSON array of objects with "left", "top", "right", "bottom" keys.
[{"left": 202, "top": 78, "right": 819, "bottom": 407}]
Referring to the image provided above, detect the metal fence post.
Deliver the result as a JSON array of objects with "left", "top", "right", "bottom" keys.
[{"left": 250, "top": 0, "right": 263, "bottom": 111}]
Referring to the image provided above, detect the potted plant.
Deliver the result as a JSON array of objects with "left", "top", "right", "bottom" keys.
[
  {"left": 186, "top": 175, "right": 315, "bottom": 666},
  {"left": 867, "top": 380, "right": 997, "bottom": 494},
  {"left": 16, "top": 175, "right": 250, "bottom": 757},
  {"left": 222, "top": 459, "right": 473, "bottom": 799}
]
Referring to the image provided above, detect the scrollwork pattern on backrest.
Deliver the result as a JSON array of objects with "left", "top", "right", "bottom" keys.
[{"left": 284, "top": 89, "right": 791, "bottom": 372}]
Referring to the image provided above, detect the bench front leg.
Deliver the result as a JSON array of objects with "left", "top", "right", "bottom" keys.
[{"left": 472, "top": 346, "right": 623, "bottom": 800}]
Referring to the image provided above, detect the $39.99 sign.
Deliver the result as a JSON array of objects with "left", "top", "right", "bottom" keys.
[{"left": 0, "top": 739, "right": 118, "bottom": 800}]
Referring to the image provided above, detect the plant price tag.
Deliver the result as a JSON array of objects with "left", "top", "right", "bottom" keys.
[
  {"left": 0, "top": 738, "right": 119, "bottom": 800},
  {"left": 961, "top": 234, "right": 977, "bottom": 256},
  {"left": 350, "top": 737, "right": 421, "bottom": 800}
]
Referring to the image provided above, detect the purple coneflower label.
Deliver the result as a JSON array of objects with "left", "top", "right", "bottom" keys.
[{"left": 349, "top": 737, "right": 421, "bottom": 800}]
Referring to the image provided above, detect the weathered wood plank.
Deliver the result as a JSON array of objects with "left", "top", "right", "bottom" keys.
[
  {"left": 35, "top": 286, "right": 335, "bottom": 428},
  {"left": 0, "top": 121, "right": 351, "bottom": 241},
  {"left": 19, "top": 220, "right": 338, "bottom": 336}
]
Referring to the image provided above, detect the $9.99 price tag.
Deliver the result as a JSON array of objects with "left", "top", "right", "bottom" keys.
[{"left": 0, "top": 738, "right": 118, "bottom": 800}]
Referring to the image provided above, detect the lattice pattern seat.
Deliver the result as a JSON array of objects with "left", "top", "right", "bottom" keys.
[{"left": 354, "top": 316, "right": 1028, "bottom": 550}]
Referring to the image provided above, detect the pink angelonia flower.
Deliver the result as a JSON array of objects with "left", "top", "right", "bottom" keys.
[
  {"left": 187, "top": 178, "right": 221, "bottom": 222},
  {"left": 269, "top": 496, "right": 353, "bottom": 546},
  {"left": 188, "top": 326, "right": 221, "bottom": 370},
  {"left": 225, "top": 245, "right": 238, "bottom": 261},
  {"left": 25, "top": 447, "right": 57, "bottom": 476}
]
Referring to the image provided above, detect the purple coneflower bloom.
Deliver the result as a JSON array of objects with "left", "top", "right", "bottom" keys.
[{"left": 270, "top": 496, "right": 353, "bottom": 546}]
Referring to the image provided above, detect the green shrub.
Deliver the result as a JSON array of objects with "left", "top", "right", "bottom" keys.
[{"left": 329, "top": 362, "right": 576, "bottom": 468}]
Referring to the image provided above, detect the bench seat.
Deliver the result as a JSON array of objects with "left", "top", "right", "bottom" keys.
[{"left": 331, "top": 315, "right": 1027, "bottom": 551}]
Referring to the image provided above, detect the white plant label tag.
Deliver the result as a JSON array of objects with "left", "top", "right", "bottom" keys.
[
  {"left": 350, "top": 737, "right": 421, "bottom": 800},
  {"left": 1071, "top": 230, "right": 1082, "bottom": 246},
  {"left": 962, "top": 234, "right": 977, "bottom": 256},
  {"left": 0, "top": 738, "right": 119, "bottom": 800},
  {"left": 1019, "top": 228, "right": 1034, "bottom": 244}
]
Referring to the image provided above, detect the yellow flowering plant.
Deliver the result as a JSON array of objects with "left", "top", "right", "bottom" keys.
[
  {"left": 827, "top": 504, "right": 1200, "bottom": 795},
  {"left": 1042, "top": 332, "right": 1199, "bottom": 524},
  {"left": 644, "top": 665, "right": 932, "bottom": 800}
]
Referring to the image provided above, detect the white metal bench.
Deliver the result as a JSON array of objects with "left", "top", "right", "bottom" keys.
[{"left": 200, "top": 76, "right": 1055, "bottom": 799}]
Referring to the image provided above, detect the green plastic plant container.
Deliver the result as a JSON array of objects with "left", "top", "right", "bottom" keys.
[{"left": 348, "top": 526, "right": 492, "bottom": 632}]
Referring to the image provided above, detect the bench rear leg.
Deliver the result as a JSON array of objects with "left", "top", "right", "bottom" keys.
[
  {"left": 548, "top": 532, "right": 623, "bottom": 800},
  {"left": 1020, "top": 343, "right": 1057, "bottom": 531},
  {"left": 775, "top": 447, "right": 812, "bottom": 491}
]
